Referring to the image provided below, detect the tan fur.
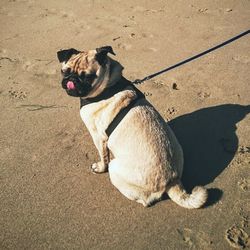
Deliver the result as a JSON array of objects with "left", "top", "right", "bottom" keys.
[
  {"left": 166, "top": 180, "right": 208, "bottom": 209},
  {"left": 61, "top": 49, "right": 208, "bottom": 208}
]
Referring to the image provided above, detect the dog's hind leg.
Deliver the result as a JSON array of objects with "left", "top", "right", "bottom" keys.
[
  {"left": 109, "top": 159, "right": 148, "bottom": 206},
  {"left": 109, "top": 159, "right": 163, "bottom": 207}
]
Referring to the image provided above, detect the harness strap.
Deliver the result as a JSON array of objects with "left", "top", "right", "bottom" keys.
[
  {"left": 80, "top": 77, "right": 145, "bottom": 136},
  {"left": 105, "top": 86, "right": 144, "bottom": 137}
]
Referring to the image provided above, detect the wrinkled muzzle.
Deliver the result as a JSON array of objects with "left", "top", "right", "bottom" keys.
[{"left": 61, "top": 71, "right": 95, "bottom": 97}]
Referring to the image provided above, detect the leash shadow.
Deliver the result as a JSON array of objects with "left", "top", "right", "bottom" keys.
[{"left": 168, "top": 104, "right": 250, "bottom": 204}]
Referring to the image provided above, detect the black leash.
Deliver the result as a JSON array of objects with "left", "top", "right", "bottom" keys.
[{"left": 132, "top": 30, "right": 250, "bottom": 85}]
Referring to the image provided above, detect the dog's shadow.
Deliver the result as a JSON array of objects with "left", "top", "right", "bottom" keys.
[{"left": 168, "top": 104, "right": 250, "bottom": 205}]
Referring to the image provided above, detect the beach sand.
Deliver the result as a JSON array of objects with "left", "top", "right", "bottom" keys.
[{"left": 0, "top": 0, "right": 249, "bottom": 249}]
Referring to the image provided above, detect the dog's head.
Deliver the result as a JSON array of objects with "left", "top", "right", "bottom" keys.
[{"left": 57, "top": 46, "right": 122, "bottom": 98}]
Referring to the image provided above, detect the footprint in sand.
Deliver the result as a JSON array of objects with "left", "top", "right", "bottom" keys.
[
  {"left": 55, "top": 127, "right": 84, "bottom": 150},
  {"left": 198, "top": 91, "right": 211, "bottom": 99},
  {"left": 152, "top": 80, "right": 164, "bottom": 87},
  {"left": 143, "top": 91, "right": 152, "bottom": 97},
  {"left": 117, "top": 43, "right": 132, "bottom": 50},
  {"left": 238, "top": 178, "right": 250, "bottom": 192},
  {"left": 164, "top": 107, "right": 178, "bottom": 121},
  {"left": 198, "top": 8, "right": 208, "bottom": 13},
  {"left": 225, "top": 225, "right": 249, "bottom": 249},
  {"left": 234, "top": 145, "right": 250, "bottom": 166},
  {"left": 238, "top": 146, "right": 250, "bottom": 154},
  {"left": 23, "top": 59, "right": 57, "bottom": 76},
  {"left": 177, "top": 228, "right": 212, "bottom": 249},
  {"left": 238, "top": 208, "right": 249, "bottom": 229},
  {"left": 8, "top": 88, "right": 27, "bottom": 100},
  {"left": 232, "top": 55, "right": 250, "bottom": 64},
  {"left": 165, "top": 107, "right": 177, "bottom": 115}
]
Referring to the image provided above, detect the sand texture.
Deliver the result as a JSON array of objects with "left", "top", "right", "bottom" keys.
[{"left": 0, "top": 0, "right": 250, "bottom": 249}]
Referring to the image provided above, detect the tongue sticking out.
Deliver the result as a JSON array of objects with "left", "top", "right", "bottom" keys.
[{"left": 67, "top": 81, "right": 75, "bottom": 90}]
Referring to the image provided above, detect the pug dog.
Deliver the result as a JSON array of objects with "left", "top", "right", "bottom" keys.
[{"left": 57, "top": 46, "right": 208, "bottom": 208}]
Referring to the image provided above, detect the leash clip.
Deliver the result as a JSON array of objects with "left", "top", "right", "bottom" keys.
[
  {"left": 132, "top": 76, "right": 151, "bottom": 85},
  {"left": 132, "top": 79, "right": 143, "bottom": 85}
]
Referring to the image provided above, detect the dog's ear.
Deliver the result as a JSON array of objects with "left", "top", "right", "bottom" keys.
[
  {"left": 57, "top": 48, "right": 80, "bottom": 63},
  {"left": 95, "top": 46, "right": 116, "bottom": 65}
]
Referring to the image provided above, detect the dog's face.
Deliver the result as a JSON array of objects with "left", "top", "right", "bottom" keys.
[{"left": 57, "top": 46, "right": 116, "bottom": 98}]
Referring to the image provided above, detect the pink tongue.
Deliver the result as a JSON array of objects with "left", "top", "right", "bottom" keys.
[{"left": 67, "top": 81, "right": 75, "bottom": 90}]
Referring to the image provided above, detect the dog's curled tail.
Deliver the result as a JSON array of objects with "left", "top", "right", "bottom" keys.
[{"left": 166, "top": 180, "right": 208, "bottom": 209}]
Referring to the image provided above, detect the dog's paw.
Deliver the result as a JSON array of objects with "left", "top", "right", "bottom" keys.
[{"left": 91, "top": 162, "right": 108, "bottom": 174}]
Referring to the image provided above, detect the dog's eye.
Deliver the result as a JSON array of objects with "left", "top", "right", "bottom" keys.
[
  {"left": 64, "top": 68, "right": 71, "bottom": 75},
  {"left": 79, "top": 72, "right": 85, "bottom": 77},
  {"left": 61, "top": 68, "right": 71, "bottom": 76},
  {"left": 85, "top": 73, "right": 96, "bottom": 82}
]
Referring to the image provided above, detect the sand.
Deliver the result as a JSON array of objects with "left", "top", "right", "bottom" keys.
[{"left": 0, "top": 0, "right": 249, "bottom": 249}]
